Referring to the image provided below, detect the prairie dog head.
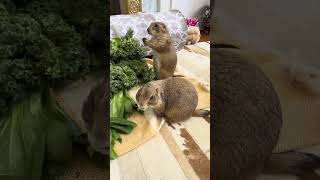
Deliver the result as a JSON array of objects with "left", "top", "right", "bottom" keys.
[
  {"left": 136, "top": 82, "right": 163, "bottom": 111},
  {"left": 147, "top": 22, "right": 169, "bottom": 36}
]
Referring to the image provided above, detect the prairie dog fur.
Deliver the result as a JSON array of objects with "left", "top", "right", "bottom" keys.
[
  {"left": 143, "top": 22, "right": 177, "bottom": 80},
  {"left": 213, "top": 47, "right": 320, "bottom": 180},
  {"left": 136, "top": 77, "right": 209, "bottom": 123}
]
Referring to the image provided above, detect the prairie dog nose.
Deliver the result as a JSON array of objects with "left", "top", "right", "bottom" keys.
[{"left": 137, "top": 104, "right": 146, "bottom": 111}]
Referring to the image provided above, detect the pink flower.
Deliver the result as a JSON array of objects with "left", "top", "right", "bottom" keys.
[{"left": 186, "top": 18, "right": 199, "bottom": 27}]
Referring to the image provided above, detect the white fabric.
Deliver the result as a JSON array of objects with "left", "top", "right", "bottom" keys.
[{"left": 110, "top": 11, "right": 188, "bottom": 56}]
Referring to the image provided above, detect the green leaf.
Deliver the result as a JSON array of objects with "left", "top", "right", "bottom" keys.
[
  {"left": 123, "top": 98, "right": 133, "bottom": 118},
  {"left": 0, "top": 92, "right": 46, "bottom": 179},
  {"left": 0, "top": 89, "right": 73, "bottom": 179},
  {"left": 111, "top": 124, "right": 135, "bottom": 134},
  {"left": 111, "top": 117, "right": 137, "bottom": 127}
]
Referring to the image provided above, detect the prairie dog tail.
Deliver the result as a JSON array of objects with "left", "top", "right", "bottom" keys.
[
  {"left": 264, "top": 151, "right": 320, "bottom": 180},
  {"left": 192, "top": 109, "right": 210, "bottom": 122}
]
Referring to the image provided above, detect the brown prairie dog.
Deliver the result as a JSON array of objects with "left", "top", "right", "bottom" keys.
[
  {"left": 136, "top": 77, "right": 209, "bottom": 124},
  {"left": 143, "top": 22, "right": 177, "bottom": 80},
  {"left": 213, "top": 48, "right": 320, "bottom": 180}
]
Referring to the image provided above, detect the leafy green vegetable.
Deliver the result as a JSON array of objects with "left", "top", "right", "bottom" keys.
[
  {"left": 110, "top": 129, "right": 120, "bottom": 160},
  {"left": 111, "top": 117, "right": 137, "bottom": 134},
  {"left": 118, "top": 60, "right": 155, "bottom": 85},
  {"left": 0, "top": 3, "right": 91, "bottom": 118},
  {"left": 110, "top": 29, "right": 154, "bottom": 97},
  {"left": 0, "top": 0, "right": 107, "bottom": 177},
  {"left": 109, "top": 91, "right": 137, "bottom": 160},
  {"left": 110, "top": 29, "right": 144, "bottom": 63},
  {"left": 109, "top": 29, "right": 155, "bottom": 160},
  {"left": 110, "top": 64, "right": 138, "bottom": 96},
  {"left": 0, "top": 89, "right": 74, "bottom": 179}
]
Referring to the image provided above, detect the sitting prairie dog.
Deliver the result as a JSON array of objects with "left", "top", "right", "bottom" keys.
[
  {"left": 213, "top": 47, "right": 320, "bottom": 180},
  {"left": 143, "top": 22, "right": 177, "bottom": 80},
  {"left": 136, "top": 77, "right": 209, "bottom": 123}
]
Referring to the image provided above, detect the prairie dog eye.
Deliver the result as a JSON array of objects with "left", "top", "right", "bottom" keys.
[
  {"left": 150, "top": 95, "right": 155, "bottom": 101},
  {"left": 154, "top": 24, "right": 158, "bottom": 28}
]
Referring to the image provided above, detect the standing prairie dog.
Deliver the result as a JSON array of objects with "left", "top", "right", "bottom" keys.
[
  {"left": 143, "top": 22, "right": 177, "bottom": 80},
  {"left": 136, "top": 77, "right": 209, "bottom": 124}
]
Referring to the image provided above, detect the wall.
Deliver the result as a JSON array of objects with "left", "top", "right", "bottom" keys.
[
  {"left": 214, "top": 0, "right": 320, "bottom": 67},
  {"left": 141, "top": 0, "right": 210, "bottom": 19},
  {"left": 141, "top": 0, "right": 157, "bottom": 12},
  {"left": 171, "top": 0, "right": 210, "bottom": 18}
]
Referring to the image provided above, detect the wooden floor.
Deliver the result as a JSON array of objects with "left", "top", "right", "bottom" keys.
[{"left": 111, "top": 118, "right": 210, "bottom": 180}]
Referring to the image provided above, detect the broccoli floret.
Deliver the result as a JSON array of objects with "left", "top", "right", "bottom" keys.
[
  {"left": 110, "top": 29, "right": 155, "bottom": 96},
  {"left": 110, "top": 60, "right": 155, "bottom": 96},
  {"left": 118, "top": 60, "right": 155, "bottom": 84},
  {"left": 110, "top": 63, "right": 138, "bottom": 95},
  {"left": 0, "top": 4, "right": 90, "bottom": 116},
  {"left": 110, "top": 29, "right": 145, "bottom": 63}
]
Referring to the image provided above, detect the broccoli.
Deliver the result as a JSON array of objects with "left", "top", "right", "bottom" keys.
[
  {"left": 110, "top": 63, "right": 138, "bottom": 95},
  {"left": 118, "top": 60, "right": 155, "bottom": 84},
  {"left": 110, "top": 29, "right": 145, "bottom": 63},
  {"left": 0, "top": 3, "right": 91, "bottom": 117},
  {"left": 0, "top": 0, "right": 108, "bottom": 178},
  {"left": 109, "top": 29, "right": 155, "bottom": 160},
  {"left": 110, "top": 29, "right": 155, "bottom": 96}
]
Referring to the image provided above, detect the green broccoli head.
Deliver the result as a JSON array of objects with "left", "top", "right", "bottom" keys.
[
  {"left": 0, "top": 4, "right": 90, "bottom": 116},
  {"left": 110, "top": 63, "right": 138, "bottom": 96},
  {"left": 110, "top": 28, "right": 145, "bottom": 63},
  {"left": 110, "top": 29, "right": 155, "bottom": 97},
  {"left": 117, "top": 60, "right": 155, "bottom": 84},
  {"left": 110, "top": 60, "right": 155, "bottom": 96}
]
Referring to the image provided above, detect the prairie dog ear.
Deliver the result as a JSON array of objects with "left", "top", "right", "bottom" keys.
[
  {"left": 136, "top": 87, "right": 143, "bottom": 102},
  {"left": 154, "top": 85, "right": 163, "bottom": 98},
  {"left": 155, "top": 86, "right": 159, "bottom": 94},
  {"left": 159, "top": 23, "right": 168, "bottom": 33},
  {"left": 160, "top": 22, "right": 166, "bottom": 28}
]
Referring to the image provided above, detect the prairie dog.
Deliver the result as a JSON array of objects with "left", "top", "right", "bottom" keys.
[
  {"left": 213, "top": 48, "right": 320, "bottom": 180},
  {"left": 136, "top": 77, "right": 209, "bottom": 123},
  {"left": 143, "top": 22, "right": 177, "bottom": 80}
]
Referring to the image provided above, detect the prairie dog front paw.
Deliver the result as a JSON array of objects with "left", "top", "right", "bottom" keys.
[{"left": 142, "top": 37, "right": 147, "bottom": 44}]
